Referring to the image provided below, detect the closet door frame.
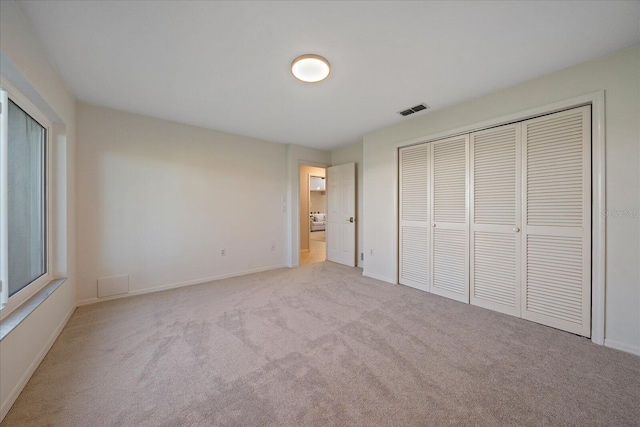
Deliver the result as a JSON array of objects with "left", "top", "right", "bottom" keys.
[{"left": 393, "top": 91, "right": 605, "bottom": 346}]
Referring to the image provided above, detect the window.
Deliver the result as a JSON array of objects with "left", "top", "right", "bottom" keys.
[{"left": 0, "top": 86, "right": 51, "bottom": 316}]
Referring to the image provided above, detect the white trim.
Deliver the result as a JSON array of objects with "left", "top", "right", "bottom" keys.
[
  {"left": 590, "top": 91, "right": 606, "bottom": 346},
  {"left": 0, "top": 278, "right": 66, "bottom": 341},
  {"left": 393, "top": 91, "right": 606, "bottom": 346},
  {"left": 0, "top": 79, "right": 54, "bottom": 320},
  {"left": 0, "top": 78, "right": 52, "bottom": 130},
  {"left": 0, "top": 275, "right": 51, "bottom": 320},
  {"left": 0, "top": 304, "right": 75, "bottom": 422},
  {"left": 392, "top": 144, "right": 400, "bottom": 283},
  {"left": 76, "top": 264, "right": 287, "bottom": 307},
  {"left": 0, "top": 89, "right": 7, "bottom": 308},
  {"left": 604, "top": 338, "right": 640, "bottom": 357}
]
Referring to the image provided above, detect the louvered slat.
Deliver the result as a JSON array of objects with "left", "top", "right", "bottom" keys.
[
  {"left": 433, "top": 137, "right": 466, "bottom": 223},
  {"left": 473, "top": 231, "right": 516, "bottom": 308},
  {"left": 401, "top": 144, "right": 429, "bottom": 222},
  {"left": 473, "top": 126, "right": 516, "bottom": 225},
  {"left": 399, "top": 144, "right": 430, "bottom": 291},
  {"left": 526, "top": 110, "right": 584, "bottom": 227},
  {"left": 469, "top": 123, "right": 520, "bottom": 315},
  {"left": 526, "top": 235, "right": 583, "bottom": 324},
  {"left": 401, "top": 226, "right": 429, "bottom": 287},
  {"left": 433, "top": 228, "right": 466, "bottom": 296},
  {"left": 430, "top": 135, "right": 468, "bottom": 302}
]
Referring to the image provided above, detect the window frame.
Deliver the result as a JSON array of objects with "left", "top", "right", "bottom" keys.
[{"left": 0, "top": 80, "right": 53, "bottom": 320}]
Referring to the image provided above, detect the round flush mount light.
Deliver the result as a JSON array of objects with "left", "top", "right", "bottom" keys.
[{"left": 291, "top": 54, "right": 331, "bottom": 83}]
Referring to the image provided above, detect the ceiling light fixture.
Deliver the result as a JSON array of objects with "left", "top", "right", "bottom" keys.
[{"left": 291, "top": 54, "right": 331, "bottom": 83}]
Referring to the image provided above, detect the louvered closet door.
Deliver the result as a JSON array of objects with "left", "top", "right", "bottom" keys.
[
  {"left": 522, "top": 106, "right": 591, "bottom": 337},
  {"left": 399, "top": 143, "right": 430, "bottom": 291},
  {"left": 470, "top": 124, "right": 522, "bottom": 316},
  {"left": 430, "top": 135, "right": 469, "bottom": 303}
]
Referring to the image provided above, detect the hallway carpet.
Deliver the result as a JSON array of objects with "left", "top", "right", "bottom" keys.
[{"left": 3, "top": 262, "right": 639, "bottom": 426}]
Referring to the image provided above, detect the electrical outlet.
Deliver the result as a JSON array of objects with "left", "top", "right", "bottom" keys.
[
  {"left": 360, "top": 253, "right": 364, "bottom": 261},
  {"left": 271, "top": 242, "right": 276, "bottom": 251},
  {"left": 369, "top": 249, "right": 374, "bottom": 255},
  {"left": 221, "top": 249, "right": 226, "bottom": 256}
]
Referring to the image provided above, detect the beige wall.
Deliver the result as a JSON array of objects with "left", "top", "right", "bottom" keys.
[
  {"left": 362, "top": 45, "right": 640, "bottom": 354},
  {"left": 310, "top": 191, "right": 326, "bottom": 213},
  {"left": 76, "top": 103, "right": 290, "bottom": 303},
  {"left": 299, "top": 165, "right": 326, "bottom": 251},
  {"left": 0, "top": 0, "right": 77, "bottom": 419}
]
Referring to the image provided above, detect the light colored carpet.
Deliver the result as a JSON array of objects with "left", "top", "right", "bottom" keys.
[{"left": 3, "top": 262, "right": 639, "bottom": 426}]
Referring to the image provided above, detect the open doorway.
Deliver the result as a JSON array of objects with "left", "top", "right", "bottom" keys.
[{"left": 299, "top": 165, "right": 326, "bottom": 265}]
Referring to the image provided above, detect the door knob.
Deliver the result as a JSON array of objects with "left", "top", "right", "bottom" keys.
[
  {"left": 513, "top": 227, "right": 520, "bottom": 232},
  {"left": 349, "top": 217, "right": 354, "bottom": 223}
]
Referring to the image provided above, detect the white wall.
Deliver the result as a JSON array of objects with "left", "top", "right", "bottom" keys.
[
  {"left": 76, "top": 103, "right": 290, "bottom": 303},
  {"left": 362, "top": 45, "right": 640, "bottom": 354},
  {"left": 331, "top": 142, "right": 363, "bottom": 267},
  {"left": 0, "top": 0, "right": 76, "bottom": 420}
]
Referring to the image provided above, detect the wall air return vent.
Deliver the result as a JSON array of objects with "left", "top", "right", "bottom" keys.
[{"left": 398, "top": 103, "right": 430, "bottom": 117}]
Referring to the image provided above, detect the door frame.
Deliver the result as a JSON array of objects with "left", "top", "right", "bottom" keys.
[
  {"left": 292, "top": 160, "right": 327, "bottom": 268},
  {"left": 393, "top": 91, "right": 606, "bottom": 346}
]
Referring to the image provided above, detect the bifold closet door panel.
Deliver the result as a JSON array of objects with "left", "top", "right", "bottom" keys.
[
  {"left": 399, "top": 143, "right": 430, "bottom": 291},
  {"left": 470, "top": 124, "right": 521, "bottom": 316},
  {"left": 430, "top": 135, "right": 469, "bottom": 303},
  {"left": 522, "top": 106, "right": 591, "bottom": 337}
]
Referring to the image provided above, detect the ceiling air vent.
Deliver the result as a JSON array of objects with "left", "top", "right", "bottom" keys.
[{"left": 397, "top": 103, "right": 430, "bottom": 117}]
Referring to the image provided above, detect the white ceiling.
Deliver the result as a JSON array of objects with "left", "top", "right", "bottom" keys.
[{"left": 17, "top": 1, "right": 640, "bottom": 150}]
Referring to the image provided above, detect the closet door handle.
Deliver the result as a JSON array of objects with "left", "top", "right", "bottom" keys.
[{"left": 513, "top": 227, "right": 520, "bottom": 232}]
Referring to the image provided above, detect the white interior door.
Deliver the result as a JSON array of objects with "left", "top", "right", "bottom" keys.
[
  {"left": 430, "top": 135, "right": 469, "bottom": 303},
  {"left": 327, "top": 162, "right": 356, "bottom": 267},
  {"left": 521, "top": 106, "right": 591, "bottom": 337},
  {"left": 399, "top": 143, "right": 430, "bottom": 291},
  {"left": 470, "top": 123, "right": 522, "bottom": 316}
]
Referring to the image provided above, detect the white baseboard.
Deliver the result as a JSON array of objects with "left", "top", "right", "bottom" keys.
[
  {"left": 0, "top": 305, "right": 75, "bottom": 422},
  {"left": 604, "top": 338, "right": 640, "bottom": 356},
  {"left": 76, "top": 264, "right": 287, "bottom": 307},
  {"left": 362, "top": 271, "right": 396, "bottom": 284}
]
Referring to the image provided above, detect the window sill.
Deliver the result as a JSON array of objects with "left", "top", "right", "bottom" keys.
[{"left": 0, "top": 278, "right": 66, "bottom": 341}]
